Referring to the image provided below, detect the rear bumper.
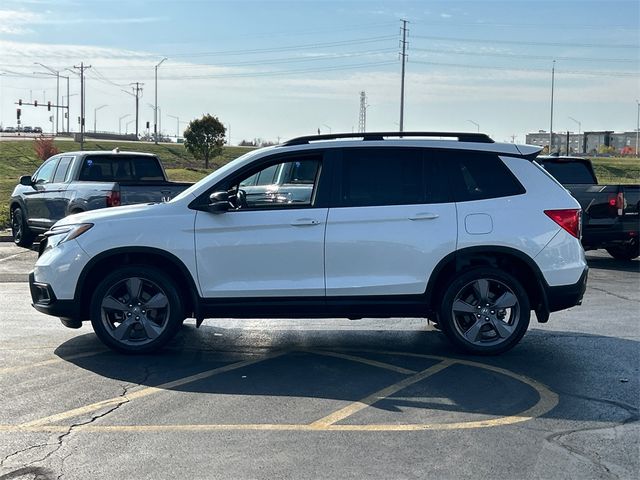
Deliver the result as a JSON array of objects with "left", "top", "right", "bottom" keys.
[
  {"left": 545, "top": 267, "right": 588, "bottom": 312},
  {"left": 582, "top": 221, "right": 639, "bottom": 249}
]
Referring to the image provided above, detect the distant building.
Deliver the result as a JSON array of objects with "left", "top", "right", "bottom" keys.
[{"left": 525, "top": 130, "right": 638, "bottom": 155}]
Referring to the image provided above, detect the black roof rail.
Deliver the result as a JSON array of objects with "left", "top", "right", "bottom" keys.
[{"left": 280, "top": 131, "right": 494, "bottom": 146}]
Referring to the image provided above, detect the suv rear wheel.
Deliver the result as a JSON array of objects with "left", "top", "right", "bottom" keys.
[
  {"left": 439, "top": 267, "right": 530, "bottom": 355},
  {"left": 90, "top": 265, "right": 184, "bottom": 353}
]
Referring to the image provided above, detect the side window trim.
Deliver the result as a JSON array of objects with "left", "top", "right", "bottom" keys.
[{"left": 52, "top": 156, "right": 74, "bottom": 183}]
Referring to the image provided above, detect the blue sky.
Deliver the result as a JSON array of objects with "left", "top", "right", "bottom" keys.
[{"left": 0, "top": 0, "right": 638, "bottom": 143}]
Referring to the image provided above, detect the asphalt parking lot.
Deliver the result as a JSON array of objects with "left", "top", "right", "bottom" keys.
[{"left": 0, "top": 241, "right": 638, "bottom": 479}]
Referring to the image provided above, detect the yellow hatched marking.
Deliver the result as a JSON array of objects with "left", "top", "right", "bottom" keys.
[
  {"left": 21, "top": 352, "right": 285, "bottom": 427},
  {"left": 308, "top": 350, "right": 417, "bottom": 374},
  {"left": 309, "top": 360, "right": 454, "bottom": 428}
]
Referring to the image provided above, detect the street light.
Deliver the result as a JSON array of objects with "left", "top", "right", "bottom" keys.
[
  {"left": 125, "top": 119, "right": 135, "bottom": 134},
  {"left": 568, "top": 116, "right": 582, "bottom": 156},
  {"left": 34, "top": 62, "right": 60, "bottom": 133},
  {"left": 467, "top": 120, "right": 480, "bottom": 132},
  {"left": 167, "top": 114, "right": 181, "bottom": 139},
  {"left": 154, "top": 57, "right": 167, "bottom": 144},
  {"left": 322, "top": 124, "right": 332, "bottom": 134},
  {"left": 93, "top": 104, "right": 108, "bottom": 133},
  {"left": 119, "top": 114, "right": 131, "bottom": 135}
]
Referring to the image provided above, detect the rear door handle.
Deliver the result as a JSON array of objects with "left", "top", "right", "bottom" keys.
[
  {"left": 291, "top": 218, "right": 321, "bottom": 226},
  {"left": 409, "top": 212, "right": 439, "bottom": 221}
]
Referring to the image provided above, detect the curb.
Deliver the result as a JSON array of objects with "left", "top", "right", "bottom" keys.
[{"left": 0, "top": 230, "right": 13, "bottom": 242}]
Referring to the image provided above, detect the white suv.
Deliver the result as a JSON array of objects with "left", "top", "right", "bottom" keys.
[{"left": 30, "top": 132, "right": 588, "bottom": 355}]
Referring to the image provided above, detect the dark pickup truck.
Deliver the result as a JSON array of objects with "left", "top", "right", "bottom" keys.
[
  {"left": 537, "top": 156, "right": 639, "bottom": 260},
  {"left": 10, "top": 150, "right": 192, "bottom": 247}
]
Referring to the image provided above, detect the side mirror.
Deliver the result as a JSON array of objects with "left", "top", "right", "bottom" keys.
[
  {"left": 19, "top": 175, "right": 34, "bottom": 187},
  {"left": 208, "top": 191, "right": 230, "bottom": 213}
]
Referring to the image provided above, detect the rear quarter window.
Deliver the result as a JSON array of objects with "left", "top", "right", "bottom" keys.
[{"left": 446, "top": 152, "right": 525, "bottom": 202}]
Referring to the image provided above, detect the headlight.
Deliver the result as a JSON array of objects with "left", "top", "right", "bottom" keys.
[{"left": 43, "top": 223, "right": 94, "bottom": 250}]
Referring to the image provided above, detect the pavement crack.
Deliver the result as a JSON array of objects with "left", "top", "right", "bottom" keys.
[
  {"left": 588, "top": 286, "right": 639, "bottom": 303},
  {"left": 1, "top": 384, "right": 132, "bottom": 476}
]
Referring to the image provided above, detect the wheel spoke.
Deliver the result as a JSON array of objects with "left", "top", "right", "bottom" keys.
[
  {"left": 453, "top": 299, "right": 477, "bottom": 314},
  {"left": 126, "top": 277, "right": 143, "bottom": 302},
  {"left": 491, "top": 318, "right": 514, "bottom": 338},
  {"left": 143, "top": 292, "right": 168, "bottom": 310},
  {"left": 493, "top": 291, "right": 517, "bottom": 309},
  {"left": 113, "top": 317, "right": 135, "bottom": 340},
  {"left": 102, "top": 295, "right": 127, "bottom": 313},
  {"left": 463, "top": 319, "right": 483, "bottom": 343},
  {"left": 140, "top": 317, "right": 163, "bottom": 339},
  {"left": 473, "top": 279, "right": 490, "bottom": 303}
]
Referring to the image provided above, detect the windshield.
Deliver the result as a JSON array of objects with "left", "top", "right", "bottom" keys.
[
  {"left": 170, "top": 148, "right": 265, "bottom": 202},
  {"left": 538, "top": 160, "right": 596, "bottom": 184}
]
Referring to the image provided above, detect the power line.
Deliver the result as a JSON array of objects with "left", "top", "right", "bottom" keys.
[{"left": 411, "top": 34, "right": 639, "bottom": 49}]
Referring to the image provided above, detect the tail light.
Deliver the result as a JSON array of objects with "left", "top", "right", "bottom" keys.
[
  {"left": 545, "top": 209, "right": 582, "bottom": 239},
  {"left": 106, "top": 189, "right": 121, "bottom": 207},
  {"left": 607, "top": 191, "right": 625, "bottom": 216}
]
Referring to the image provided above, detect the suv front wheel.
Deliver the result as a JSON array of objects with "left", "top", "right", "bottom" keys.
[
  {"left": 90, "top": 265, "right": 184, "bottom": 353},
  {"left": 439, "top": 268, "right": 530, "bottom": 355}
]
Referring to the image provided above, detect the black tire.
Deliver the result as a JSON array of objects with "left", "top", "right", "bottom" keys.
[
  {"left": 438, "top": 267, "right": 530, "bottom": 355},
  {"left": 90, "top": 265, "right": 184, "bottom": 354},
  {"left": 11, "top": 207, "right": 35, "bottom": 248},
  {"left": 606, "top": 244, "right": 639, "bottom": 261}
]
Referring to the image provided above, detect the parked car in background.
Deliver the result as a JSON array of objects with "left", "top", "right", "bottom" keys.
[
  {"left": 34, "top": 126, "right": 43, "bottom": 133},
  {"left": 29, "top": 132, "right": 587, "bottom": 355},
  {"left": 10, "top": 150, "right": 193, "bottom": 248},
  {"left": 537, "top": 156, "right": 639, "bottom": 260},
  {"left": 23, "top": 126, "right": 33, "bottom": 133},
  {"left": 4, "top": 127, "right": 16, "bottom": 133}
]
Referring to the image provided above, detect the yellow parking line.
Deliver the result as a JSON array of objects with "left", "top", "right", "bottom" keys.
[
  {"left": 21, "top": 352, "right": 285, "bottom": 427},
  {"left": 308, "top": 350, "right": 417, "bottom": 375},
  {"left": 0, "top": 351, "right": 105, "bottom": 375},
  {"left": 309, "top": 360, "right": 454, "bottom": 428}
]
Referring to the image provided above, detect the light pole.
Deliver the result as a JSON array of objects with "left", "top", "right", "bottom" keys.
[
  {"left": 568, "top": 116, "right": 581, "bottom": 155},
  {"left": 126, "top": 119, "right": 135, "bottom": 134},
  {"left": 549, "top": 60, "right": 556, "bottom": 153},
  {"left": 322, "top": 124, "right": 332, "bottom": 134},
  {"left": 154, "top": 57, "right": 167, "bottom": 144},
  {"left": 119, "top": 114, "right": 131, "bottom": 134},
  {"left": 467, "top": 120, "right": 480, "bottom": 132},
  {"left": 93, "top": 104, "right": 108, "bottom": 133},
  {"left": 34, "top": 62, "right": 60, "bottom": 133},
  {"left": 168, "top": 114, "right": 181, "bottom": 139},
  {"left": 62, "top": 93, "right": 78, "bottom": 133},
  {"left": 636, "top": 100, "right": 639, "bottom": 158}
]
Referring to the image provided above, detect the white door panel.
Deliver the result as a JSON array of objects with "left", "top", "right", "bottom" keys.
[
  {"left": 195, "top": 208, "right": 328, "bottom": 297},
  {"left": 325, "top": 204, "right": 457, "bottom": 296}
]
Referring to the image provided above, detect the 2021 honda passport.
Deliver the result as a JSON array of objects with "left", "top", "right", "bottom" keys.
[{"left": 30, "top": 132, "right": 587, "bottom": 355}]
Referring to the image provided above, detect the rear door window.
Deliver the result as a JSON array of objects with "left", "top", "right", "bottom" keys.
[
  {"left": 79, "top": 155, "right": 164, "bottom": 182},
  {"left": 445, "top": 152, "right": 525, "bottom": 201},
  {"left": 337, "top": 147, "right": 447, "bottom": 207}
]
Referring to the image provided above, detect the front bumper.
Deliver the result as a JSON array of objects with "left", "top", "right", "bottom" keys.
[
  {"left": 545, "top": 267, "right": 589, "bottom": 312},
  {"left": 29, "top": 272, "right": 81, "bottom": 326}
]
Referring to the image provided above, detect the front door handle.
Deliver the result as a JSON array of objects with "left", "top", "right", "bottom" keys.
[
  {"left": 291, "top": 218, "right": 321, "bottom": 226},
  {"left": 409, "top": 212, "right": 439, "bottom": 221}
]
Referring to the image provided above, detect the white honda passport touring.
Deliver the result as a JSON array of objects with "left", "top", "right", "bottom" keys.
[{"left": 30, "top": 132, "right": 588, "bottom": 355}]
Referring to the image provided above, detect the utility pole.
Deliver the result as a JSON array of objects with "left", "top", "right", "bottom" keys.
[
  {"left": 128, "top": 82, "right": 144, "bottom": 138},
  {"left": 399, "top": 19, "right": 409, "bottom": 133},
  {"left": 358, "top": 91, "right": 367, "bottom": 133},
  {"left": 73, "top": 62, "right": 91, "bottom": 150},
  {"left": 154, "top": 58, "right": 167, "bottom": 144},
  {"left": 549, "top": 60, "right": 555, "bottom": 154}
]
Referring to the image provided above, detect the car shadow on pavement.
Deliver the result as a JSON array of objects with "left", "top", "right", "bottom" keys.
[
  {"left": 585, "top": 254, "right": 640, "bottom": 273},
  {"left": 53, "top": 324, "right": 639, "bottom": 425}
]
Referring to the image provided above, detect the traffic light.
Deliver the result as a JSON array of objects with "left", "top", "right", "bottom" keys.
[
  {"left": 34, "top": 100, "right": 38, "bottom": 107},
  {"left": 146, "top": 121, "right": 150, "bottom": 129},
  {"left": 47, "top": 101, "right": 51, "bottom": 111},
  {"left": 17, "top": 108, "right": 21, "bottom": 119},
  {"left": 18, "top": 99, "right": 22, "bottom": 106}
]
